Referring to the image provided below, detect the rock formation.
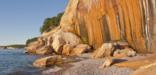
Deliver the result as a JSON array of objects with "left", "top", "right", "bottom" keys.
[
  {"left": 26, "top": 0, "right": 156, "bottom": 55},
  {"left": 33, "top": 56, "right": 63, "bottom": 68},
  {"left": 60, "top": 0, "right": 156, "bottom": 53}
]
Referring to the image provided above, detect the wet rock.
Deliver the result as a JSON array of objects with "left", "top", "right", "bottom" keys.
[{"left": 33, "top": 56, "right": 63, "bottom": 68}]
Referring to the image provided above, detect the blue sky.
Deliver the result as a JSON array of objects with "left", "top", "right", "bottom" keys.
[{"left": 0, "top": 0, "right": 68, "bottom": 45}]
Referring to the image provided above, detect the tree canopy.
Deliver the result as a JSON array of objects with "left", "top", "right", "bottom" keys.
[
  {"left": 26, "top": 12, "right": 64, "bottom": 46},
  {"left": 40, "top": 12, "right": 64, "bottom": 33}
]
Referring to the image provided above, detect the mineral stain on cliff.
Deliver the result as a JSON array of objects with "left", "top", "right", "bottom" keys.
[
  {"left": 60, "top": 0, "right": 156, "bottom": 53},
  {"left": 26, "top": 0, "right": 156, "bottom": 55}
]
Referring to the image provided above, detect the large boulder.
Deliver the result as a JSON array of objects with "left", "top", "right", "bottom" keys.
[
  {"left": 62, "top": 44, "right": 91, "bottom": 56},
  {"left": 91, "top": 43, "right": 115, "bottom": 68},
  {"left": 25, "top": 42, "right": 40, "bottom": 54},
  {"left": 26, "top": 37, "right": 46, "bottom": 54},
  {"left": 52, "top": 31, "right": 65, "bottom": 54},
  {"left": 26, "top": 28, "right": 82, "bottom": 55},
  {"left": 70, "top": 44, "right": 91, "bottom": 56},
  {"left": 36, "top": 46, "right": 53, "bottom": 55},
  {"left": 52, "top": 30, "right": 82, "bottom": 54},
  {"left": 92, "top": 43, "right": 114, "bottom": 58},
  {"left": 62, "top": 44, "right": 73, "bottom": 56},
  {"left": 33, "top": 56, "right": 63, "bottom": 68}
]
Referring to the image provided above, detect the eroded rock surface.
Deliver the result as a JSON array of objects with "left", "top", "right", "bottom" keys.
[
  {"left": 26, "top": 0, "right": 156, "bottom": 56},
  {"left": 60, "top": 0, "right": 156, "bottom": 53},
  {"left": 26, "top": 29, "right": 84, "bottom": 56}
]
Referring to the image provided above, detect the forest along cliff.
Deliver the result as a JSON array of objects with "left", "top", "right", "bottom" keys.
[{"left": 26, "top": 0, "right": 156, "bottom": 56}]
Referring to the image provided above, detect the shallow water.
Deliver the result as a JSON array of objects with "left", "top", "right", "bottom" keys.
[{"left": 0, "top": 49, "right": 43, "bottom": 75}]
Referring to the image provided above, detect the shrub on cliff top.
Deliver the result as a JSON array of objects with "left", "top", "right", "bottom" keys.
[
  {"left": 40, "top": 12, "right": 64, "bottom": 33},
  {"left": 26, "top": 37, "right": 38, "bottom": 46}
]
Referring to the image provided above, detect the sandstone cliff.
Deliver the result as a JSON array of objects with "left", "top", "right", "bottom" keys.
[
  {"left": 26, "top": 0, "right": 156, "bottom": 54},
  {"left": 60, "top": 0, "right": 156, "bottom": 52}
]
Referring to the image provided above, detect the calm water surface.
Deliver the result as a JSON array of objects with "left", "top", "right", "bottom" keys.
[{"left": 0, "top": 49, "right": 43, "bottom": 75}]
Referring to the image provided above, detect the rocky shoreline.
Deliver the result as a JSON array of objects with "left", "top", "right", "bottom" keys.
[
  {"left": 30, "top": 53, "right": 156, "bottom": 75},
  {"left": 38, "top": 53, "right": 133, "bottom": 75}
]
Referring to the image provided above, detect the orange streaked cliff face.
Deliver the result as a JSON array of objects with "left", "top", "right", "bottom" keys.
[{"left": 60, "top": 0, "right": 156, "bottom": 52}]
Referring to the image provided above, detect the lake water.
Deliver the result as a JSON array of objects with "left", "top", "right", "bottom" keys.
[{"left": 0, "top": 49, "right": 43, "bottom": 75}]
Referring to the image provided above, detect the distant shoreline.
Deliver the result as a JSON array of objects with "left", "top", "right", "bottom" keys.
[{"left": 0, "top": 44, "right": 25, "bottom": 49}]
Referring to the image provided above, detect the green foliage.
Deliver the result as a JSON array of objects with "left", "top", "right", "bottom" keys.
[
  {"left": 26, "top": 37, "right": 38, "bottom": 46},
  {"left": 7, "top": 44, "right": 25, "bottom": 49},
  {"left": 40, "top": 12, "right": 64, "bottom": 33},
  {"left": 25, "top": 12, "right": 64, "bottom": 46}
]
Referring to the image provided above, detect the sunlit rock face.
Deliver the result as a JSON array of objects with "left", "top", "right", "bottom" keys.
[{"left": 60, "top": 0, "right": 156, "bottom": 52}]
